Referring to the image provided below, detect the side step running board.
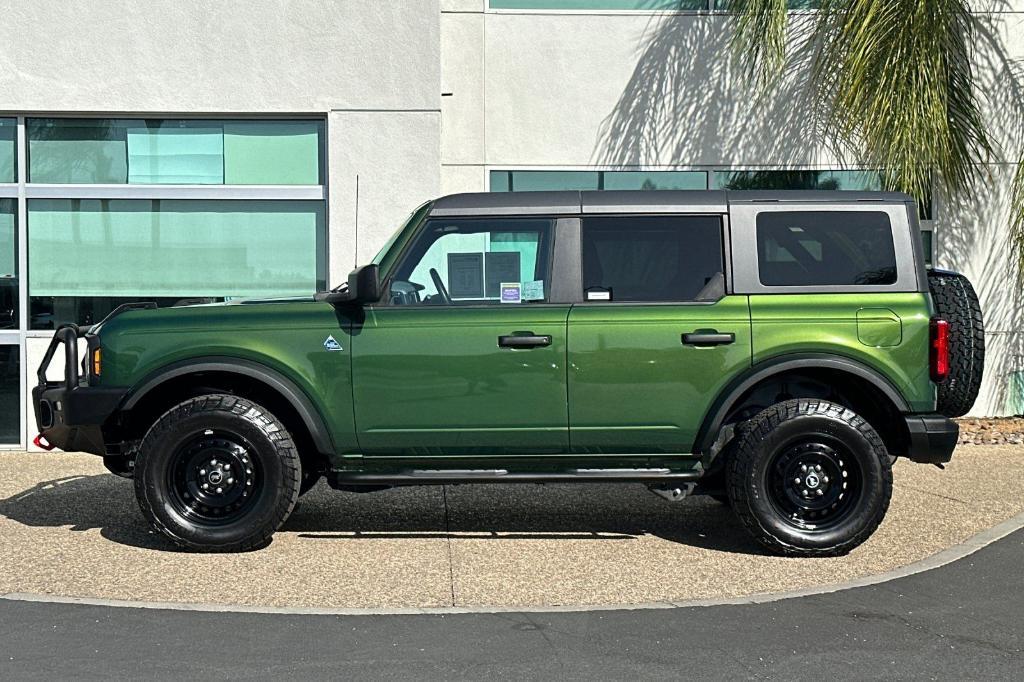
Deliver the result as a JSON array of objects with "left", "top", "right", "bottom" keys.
[{"left": 329, "top": 466, "right": 703, "bottom": 486}]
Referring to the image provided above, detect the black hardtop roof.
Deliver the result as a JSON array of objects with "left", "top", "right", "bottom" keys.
[{"left": 429, "top": 189, "right": 915, "bottom": 217}]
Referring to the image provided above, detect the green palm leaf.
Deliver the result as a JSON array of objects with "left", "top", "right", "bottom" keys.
[{"left": 726, "top": 0, "right": 1024, "bottom": 273}]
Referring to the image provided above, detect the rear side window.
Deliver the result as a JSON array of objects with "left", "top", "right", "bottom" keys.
[
  {"left": 581, "top": 215, "right": 725, "bottom": 302},
  {"left": 756, "top": 211, "right": 897, "bottom": 287}
]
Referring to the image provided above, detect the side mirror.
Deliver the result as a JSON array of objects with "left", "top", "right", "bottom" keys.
[{"left": 317, "top": 264, "right": 381, "bottom": 305}]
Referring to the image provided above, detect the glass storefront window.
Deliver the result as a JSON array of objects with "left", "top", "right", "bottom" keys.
[
  {"left": 601, "top": 170, "right": 708, "bottom": 190},
  {"left": 490, "top": 1, "right": 706, "bottom": 9},
  {"left": 0, "top": 200, "right": 16, "bottom": 330},
  {"left": 0, "top": 345, "right": 18, "bottom": 444},
  {"left": 28, "top": 199, "right": 326, "bottom": 328},
  {"left": 712, "top": 169, "right": 932, "bottom": 219},
  {"left": 490, "top": 170, "right": 708, "bottom": 192},
  {"left": 492, "top": 170, "right": 600, "bottom": 192},
  {"left": 489, "top": 1, "right": 819, "bottom": 9},
  {"left": 712, "top": 169, "right": 884, "bottom": 192},
  {"left": 28, "top": 119, "right": 324, "bottom": 185},
  {"left": 0, "top": 119, "right": 15, "bottom": 183}
]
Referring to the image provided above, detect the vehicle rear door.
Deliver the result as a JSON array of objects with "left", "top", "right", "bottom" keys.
[{"left": 567, "top": 211, "right": 752, "bottom": 454}]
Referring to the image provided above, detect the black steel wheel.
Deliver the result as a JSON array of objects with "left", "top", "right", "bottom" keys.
[
  {"left": 167, "top": 432, "right": 263, "bottom": 525},
  {"left": 726, "top": 399, "right": 892, "bottom": 557},
  {"left": 134, "top": 394, "right": 301, "bottom": 552},
  {"left": 765, "top": 440, "right": 862, "bottom": 532}
]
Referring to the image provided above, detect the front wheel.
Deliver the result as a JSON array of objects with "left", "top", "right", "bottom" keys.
[
  {"left": 726, "top": 399, "right": 892, "bottom": 557},
  {"left": 133, "top": 394, "right": 301, "bottom": 552}
]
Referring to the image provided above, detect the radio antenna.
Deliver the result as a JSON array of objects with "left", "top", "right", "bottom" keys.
[{"left": 354, "top": 174, "right": 360, "bottom": 268}]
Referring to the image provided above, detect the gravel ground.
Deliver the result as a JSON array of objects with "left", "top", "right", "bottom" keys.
[
  {"left": 1, "top": 445, "right": 1022, "bottom": 610},
  {"left": 956, "top": 417, "right": 1024, "bottom": 445}
]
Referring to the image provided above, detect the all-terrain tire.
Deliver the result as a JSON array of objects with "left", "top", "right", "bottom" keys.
[
  {"left": 133, "top": 394, "right": 301, "bottom": 552},
  {"left": 927, "top": 269, "right": 984, "bottom": 418},
  {"left": 726, "top": 399, "right": 893, "bottom": 557}
]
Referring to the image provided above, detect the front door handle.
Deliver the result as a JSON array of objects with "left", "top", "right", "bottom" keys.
[
  {"left": 499, "top": 334, "right": 552, "bottom": 348},
  {"left": 681, "top": 331, "right": 735, "bottom": 347}
]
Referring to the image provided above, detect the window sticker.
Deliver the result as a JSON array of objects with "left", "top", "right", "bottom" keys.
[
  {"left": 522, "top": 279, "right": 545, "bottom": 301},
  {"left": 447, "top": 252, "right": 484, "bottom": 298},
  {"left": 585, "top": 288, "right": 612, "bottom": 301},
  {"left": 500, "top": 282, "right": 522, "bottom": 303},
  {"left": 485, "top": 251, "right": 520, "bottom": 298}
]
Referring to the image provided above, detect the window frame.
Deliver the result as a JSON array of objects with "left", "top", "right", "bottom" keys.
[
  {"left": 378, "top": 215, "right": 561, "bottom": 309},
  {"left": 729, "top": 202, "right": 922, "bottom": 294},
  {"left": 575, "top": 212, "right": 731, "bottom": 306}
]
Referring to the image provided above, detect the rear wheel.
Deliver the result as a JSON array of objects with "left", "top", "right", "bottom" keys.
[
  {"left": 726, "top": 399, "right": 892, "bottom": 557},
  {"left": 133, "top": 394, "right": 301, "bottom": 552}
]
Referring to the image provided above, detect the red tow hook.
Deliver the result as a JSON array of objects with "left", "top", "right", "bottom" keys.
[{"left": 33, "top": 433, "right": 56, "bottom": 451}]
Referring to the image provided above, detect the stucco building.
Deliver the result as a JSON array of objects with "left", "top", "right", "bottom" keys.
[{"left": 1, "top": 0, "right": 1021, "bottom": 449}]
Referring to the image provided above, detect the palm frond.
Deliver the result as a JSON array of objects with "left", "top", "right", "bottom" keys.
[
  {"left": 810, "top": 0, "right": 993, "bottom": 207},
  {"left": 725, "top": 0, "right": 791, "bottom": 86}
]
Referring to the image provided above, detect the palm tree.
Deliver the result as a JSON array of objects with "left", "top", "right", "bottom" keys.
[{"left": 727, "top": 0, "right": 1024, "bottom": 274}]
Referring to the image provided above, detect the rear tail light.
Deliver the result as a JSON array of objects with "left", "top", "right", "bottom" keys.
[{"left": 930, "top": 317, "right": 949, "bottom": 382}]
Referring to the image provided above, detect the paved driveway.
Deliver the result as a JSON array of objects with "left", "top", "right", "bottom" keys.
[
  {"left": 1, "top": 445, "right": 1022, "bottom": 610},
  {"left": 1, "top": 528, "right": 1021, "bottom": 679}
]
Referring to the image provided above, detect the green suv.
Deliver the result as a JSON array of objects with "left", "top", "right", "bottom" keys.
[{"left": 32, "top": 190, "right": 985, "bottom": 556}]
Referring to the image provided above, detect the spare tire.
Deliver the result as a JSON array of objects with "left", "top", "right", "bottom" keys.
[{"left": 927, "top": 269, "right": 985, "bottom": 417}]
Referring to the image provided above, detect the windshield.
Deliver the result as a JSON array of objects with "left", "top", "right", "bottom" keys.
[{"left": 372, "top": 202, "right": 431, "bottom": 266}]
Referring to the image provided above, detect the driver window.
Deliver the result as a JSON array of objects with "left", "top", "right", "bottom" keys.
[{"left": 389, "top": 218, "right": 553, "bottom": 306}]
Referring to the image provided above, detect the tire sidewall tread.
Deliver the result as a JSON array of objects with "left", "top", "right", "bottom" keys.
[
  {"left": 928, "top": 270, "right": 985, "bottom": 418},
  {"left": 726, "top": 399, "right": 893, "bottom": 557},
  {"left": 133, "top": 394, "right": 301, "bottom": 552}
]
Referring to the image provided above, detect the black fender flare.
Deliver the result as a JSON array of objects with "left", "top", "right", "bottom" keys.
[
  {"left": 120, "top": 356, "right": 335, "bottom": 455},
  {"left": 694, "top": 353, "right": 911, "bottom": 455}
]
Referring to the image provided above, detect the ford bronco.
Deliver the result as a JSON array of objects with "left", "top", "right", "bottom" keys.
[{"left": 32, "top": 190, "right": 984, "bottom": 555}]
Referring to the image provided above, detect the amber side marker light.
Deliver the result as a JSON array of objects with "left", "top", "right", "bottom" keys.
[
  {"left": 929, "top": 317, "right": 949, "bottom": 382},
  {"left": 91, "top": 347, "right": 102, "bottom": 377}
]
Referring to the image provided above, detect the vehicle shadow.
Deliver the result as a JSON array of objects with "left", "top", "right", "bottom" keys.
[{"left": 0, "top": 473, "right": 768, "bottom": 556}]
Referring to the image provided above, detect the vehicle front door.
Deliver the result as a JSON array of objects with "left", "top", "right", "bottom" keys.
[
  {"left": 351, "top": 216, "right": 570, "bottom": 456},
  {"left": 567, "top": 214, "right": 752, "bottom": 454}
]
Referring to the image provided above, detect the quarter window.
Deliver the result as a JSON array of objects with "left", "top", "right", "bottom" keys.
[
  {"left": 581, "top": 215, "right": 725, "bottom": 302},
  {"left": 756, "top": 211, "right": 897, "bottom": 287},
  {"left": 389, "top": 218, "right": 553, "bottom": 306}
]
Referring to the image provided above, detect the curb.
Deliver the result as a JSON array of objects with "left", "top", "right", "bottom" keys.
[{"left": 3, "top": 509, "right": 1023, "bottom": 617}]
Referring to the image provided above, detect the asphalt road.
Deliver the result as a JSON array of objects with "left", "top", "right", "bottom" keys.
[{"left": 1, "top": 529, "right": 1021, "bottom": 680}]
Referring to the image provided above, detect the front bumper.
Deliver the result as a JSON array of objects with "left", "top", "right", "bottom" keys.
[
  {"left": 32, "top": 325, "right": 126, "bottom": 456},
  {"left": 904, "top": 413, "right": 959, "bottom": 464}
]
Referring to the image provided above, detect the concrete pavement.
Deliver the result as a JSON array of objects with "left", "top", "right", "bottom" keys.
[
  {"left": 1, "top": 445, "right": 1022, "bottom": 610},
  {"left": 1, "top": 527, "right": 1021, "bottom": 679}
]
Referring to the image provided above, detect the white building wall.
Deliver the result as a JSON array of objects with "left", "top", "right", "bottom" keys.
[
  {"left": 4, "top": 1, "right": 1023, "bottom": 454},
  {"left": 1, "top": 0, "right": 444, "bottom": 285},
  {"left": 440, "top": 3, "right": 1024, "bottom": 416},
  {"left": 5, "top": 0, "right": 443, "bottom": 448}
]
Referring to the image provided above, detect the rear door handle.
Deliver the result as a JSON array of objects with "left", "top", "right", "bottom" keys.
[
  {"left": 681, "top": 332, "right": 735, "bottom": 347},
  {"left": 499, "top": 334, "right": 552, "bottom": 348}
]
